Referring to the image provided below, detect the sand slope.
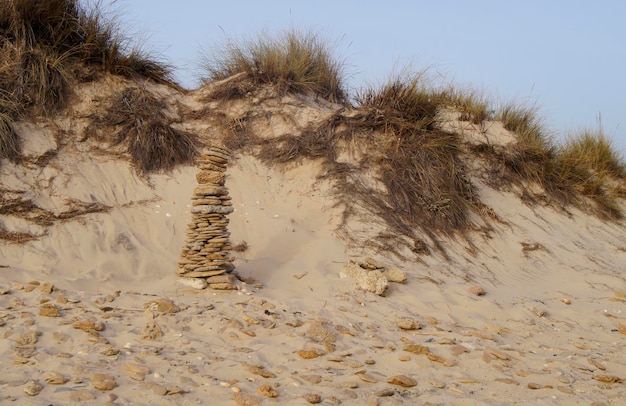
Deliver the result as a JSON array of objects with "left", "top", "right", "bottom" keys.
[{"left": 0, "top": 78, "right": 625, "bottom": 405}]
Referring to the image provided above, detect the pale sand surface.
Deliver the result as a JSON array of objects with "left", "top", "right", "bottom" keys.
[{"left": 0, "top": 80, "right": 625, "bottom": 405}]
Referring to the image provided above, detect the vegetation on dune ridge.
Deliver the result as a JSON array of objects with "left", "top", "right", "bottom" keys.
[
  {"left": 86, "top": 86, "right": 198, "bottom": 173},
  {"left": 202, "top": 29, "right": 347, "bottom": 104},
  {"left": 0, "top": 0, "right": 174, "bottom": 166},
  {"left": 217, "top": 63, "right": 625, "bottom": 250},
  {"left": 0, "top": 9, "right": 624, "bottom": 244}
]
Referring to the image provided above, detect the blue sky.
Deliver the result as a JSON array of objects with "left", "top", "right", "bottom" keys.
[{"left": 106, "top": 1, "right": 625, "bottom": 153}]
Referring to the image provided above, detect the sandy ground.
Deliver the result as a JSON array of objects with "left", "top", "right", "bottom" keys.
[{"left": 0, "top": 81, "right": 625, "bottom": 405}]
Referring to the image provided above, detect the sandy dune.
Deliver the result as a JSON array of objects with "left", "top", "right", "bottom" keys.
[{"left": 0, "top": 78, "right": 625, "bottom": 405}]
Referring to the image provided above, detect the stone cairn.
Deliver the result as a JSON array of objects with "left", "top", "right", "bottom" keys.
[{"left": 176, "top": 145, "right": 237, "bottom": 290}]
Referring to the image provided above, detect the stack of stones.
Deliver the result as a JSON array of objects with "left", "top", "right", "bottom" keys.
[{"left": 177, "top": 146, "right": 237, "bottom": 290}]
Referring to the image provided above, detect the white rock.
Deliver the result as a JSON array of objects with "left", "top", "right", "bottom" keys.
[
  {"left": 177, "top": 277, "right": 208, "bottom": 290},
  {"left": 342, "top": 263, "right": 388, "bottom": 296},
  {"left": 385, "top": 267, "right": 407, "bottom": 283}
]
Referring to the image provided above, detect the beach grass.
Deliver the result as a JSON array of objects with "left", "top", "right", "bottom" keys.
[{"left": 202, "top": 29, "right": 347, "bottom": 103}]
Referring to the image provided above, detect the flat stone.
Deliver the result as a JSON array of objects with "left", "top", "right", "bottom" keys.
[
  {"left": 192, "top": 198, "right": 224, "bottom": 206},
  {"left": 209, "top": 282, "right": 237, "bottom": 290},
  {"left": 206, "top": 274, "right": 236, "bottom": 284},
  {"left": 341, "top": 263, "right": 388, "bottom": 296},
  {"left": 91, "top": 374, "right": 117, "bottom": 391},
  {"left": 385, "top": 267, "right": 407, "bottom": 283},
  {"left": 185, "top": 269, "right": 228, "bottom": 278},
  {"left": 396, "top": 318, "right": 421, "bottom": 330},
  {"left": 387, "top": 375, "right": 417, "bottom": 387},
  {"left": 177, "top": 277, "right": 208, "bottom": 289},
  {"left": 191, "top": 205, "right": 234, "bottom": 214},
  {"left": 193, "top": 185, "right": 228, "bottom": 196}
]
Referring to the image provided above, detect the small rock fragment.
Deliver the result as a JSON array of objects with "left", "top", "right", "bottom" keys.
[
  {"left": 177, "top": 277, "right": 208, "bottom": 290},
  {"left": 39, "top": 303, "right": 60, "bottom": 317},
  {"left": 300, "top": 375, "right": 322, "bottom": 384},
  {"left": 387, "top": 375, "right": 417, "bottom": 387},
  {"left": 68, "top": 389, "right": 96, "bottom": 401},
  {"left": 468, "top": 285, "right": 486, "bottom": 296},
  {"left": 396, "top": 318, "right": 420, "bottom": 330},
  {"left": 43, "top": 372, "right": 67, "bottom": 384},
  {"left": 23, "top": 380, "right": 43, "bottom": 396},
  {"left": 141, "top": 319, "right": 163, "bottom": 340},
  {"left": 91, "top": 374, "right": 117, "bottom": 391},
  {"left": 527, "top": 382, "right": 553, "bottom": 389},
  {"left": 384, "top": 267, "right": 407, "bottom": 283},
  {"left": 298, "top": 350, "right": 320, "bottom": 359},
  {"left": 232, "top": 392, "right": 261, "bottom": 406},
  {"left": 256, "top": 383, "right": 278, "bottom": 397},
  {"left": 592, "top": 374, "right": 623, "bottom": 383},
  {"left": 304, "top": 393, "right": 322, "bottom": 404},
  {"left": 125, "top": 364, "right": 151, "bottom": 381},
  {"left": 73, "top": 319, "right": 105, "bottom": 332},
  {"left": 247, "top": 365, "right": 277, "bottom": 379}
]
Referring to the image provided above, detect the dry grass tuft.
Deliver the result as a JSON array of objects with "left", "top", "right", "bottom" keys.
[
  {"left": 255, "top": 73, "right": 478, "bottom": 249},
  {"left": 352, "top": 74, "right": 477, "bottom": 234},
  {"left": 0, "top": 0, "right": 173, "bottom": 113},
  {"left": 555, "top": 128, "right": 625, "bottom": 218},
  {"left": 99, "top": 87, "right": 198, "bottom": 173},
  {"left": 0, "top": 92, "right": 21, "bottom": 162},
  {"left": 471, "top": 101, "right": 626, "bottom": 219},
  {"left": 202, "top": 29, "right": 347, "bottom": 103},
  {"left": 441, "top": 86, "right": 493, "bottom": 125}
]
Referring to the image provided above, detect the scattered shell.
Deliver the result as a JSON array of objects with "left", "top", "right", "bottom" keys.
[
  {"left": 592, "top": 374, "right": 623, "bottom": 383},
  {"left": 559, "top": 298, "right": 571, "bottom": 305},
  {"left": 588, "top": 358, "right": 607, "bottom": 371},
  {"left": 387, "top": 375, "right": 417, "bottom": 387}
]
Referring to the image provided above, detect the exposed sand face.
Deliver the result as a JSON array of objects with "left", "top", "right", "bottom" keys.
[{"left": 1, "top": 79, "right": 625, "bottom": 405}]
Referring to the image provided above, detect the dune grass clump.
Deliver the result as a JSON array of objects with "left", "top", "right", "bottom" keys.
[
  {"left": 0, "top": 0, "right": 173, "bottom": 114},
  {"left": 100, "top": 87, "right": 198, "bottom": 173},
  {"left": 203, "top": 29, "right": 347, "bottom": 103},
  {"left": 0, "top": 93, "right": 20, "bottom": 162},
  {"left": 353, "top": 75, "right": 476, "bottom": 234},
  {"left": 440, "top": 86, "right": 493, "bottom": 124},
  {"left": 491, "top": 102, "right": 559, "bottom": 188},
  {"left": 555, "top": 129, "right": 625, "bottom": 218},
  {"left": 485, "top": 101, "right": 625, "bottom": 218}
]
